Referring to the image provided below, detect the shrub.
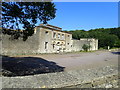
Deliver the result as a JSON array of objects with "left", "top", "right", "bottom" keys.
[{"left": 82, "top": 44, "right": 91, "bottom": 52}]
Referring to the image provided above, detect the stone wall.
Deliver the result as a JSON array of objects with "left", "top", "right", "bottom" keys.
[
  {"left": 1, "top": 25, "right": 98, "bottom": 55},
  {"left": 2, "top": 65, "right": 118, "bottom": 88},
  {"left": 36, "top": 26, "right": 72, "bottom": 53},
  {"left": 65, "top": 33, "right": 72, "bottom": 52},
  {"left": 38, "top": 27, "right": 53, "bottom": 53},
  {"left": 72, "top": 38, "right": 98, "bottom": 52},
  {"left": 72, "top": 39, "right": 89, "bottom": 52},
  {"left": 1, "top": 30, "right": 41, "bottom": 55},
  {"left": 65, "top": 74, "right": 118, "bottom": 88}
]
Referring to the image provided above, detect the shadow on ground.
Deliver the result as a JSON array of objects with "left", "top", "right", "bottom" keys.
[
  {"left": 2, "top": 55, "right": 65, "bottom": 77},
  {"left": 111, "top": 52, "right": 120, "bottom": 55}
]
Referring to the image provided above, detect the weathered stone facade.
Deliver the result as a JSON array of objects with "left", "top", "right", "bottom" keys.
[
  {"left": 34, "top": 24, "right": 98, "bottom": 53},
  {"left": 35, "top": 24, "right": 73, "bottom": 53},
  {"left": 1, "top": 24, "right": 98, "bottom": 55},
  {"left": 72, "top": 38, "right": 98, "bottom": 52}
]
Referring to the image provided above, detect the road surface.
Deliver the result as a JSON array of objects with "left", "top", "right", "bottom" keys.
[{"left": 17, "top": 49, "right": 119, "bottom": 71}]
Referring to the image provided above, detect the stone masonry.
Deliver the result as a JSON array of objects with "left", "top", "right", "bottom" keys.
[{"left": 2, "top": 24, "right": 98, "bottom": 54}]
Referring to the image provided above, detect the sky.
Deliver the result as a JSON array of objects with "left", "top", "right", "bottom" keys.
[{"left": 44, "top": 2, "right": 118, "bottom": 31}]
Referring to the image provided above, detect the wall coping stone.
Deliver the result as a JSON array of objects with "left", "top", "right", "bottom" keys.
[{"left": 2, "top": 65, "right": 118, "bottom": 88}]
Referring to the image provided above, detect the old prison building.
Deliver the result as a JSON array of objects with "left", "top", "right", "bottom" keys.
[{"left": 2, "top": 24, "right": 98, "bottom": 55}]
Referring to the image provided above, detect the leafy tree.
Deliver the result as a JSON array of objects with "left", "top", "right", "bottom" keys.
[
  {"left": 69, "top": 27, "right": 120, "bottom": 49},
  {"left": 70, "top": 30, "right": 90, "bottom": 39},
  {"left": 98, "top": 34, "right": 118, "bottom": 49},
  {"left": 110, "top": 27, "right": 120, "bottom": 39},
  {"left": 114, "top": 39, "right": 120, "bottom": 47},
  {"left": 2, "top": 1, "right": 56, "bottom": 40},
  {"left": 82, "top": 44, "right": 91, "bottom": 52}
]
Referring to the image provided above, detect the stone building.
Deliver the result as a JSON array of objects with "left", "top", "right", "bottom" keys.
[
  {"left": 34, "top": 24, "right": 72, "bottom": 53},
  {"left": 34, "top": 24, "right": 98, "bottom": 53},
  {"left": 2, "top": 24, "right": 98, "bottom": 55}
]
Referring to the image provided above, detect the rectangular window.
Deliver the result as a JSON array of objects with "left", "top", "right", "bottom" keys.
[
  {"left": 53, "top": 32, "right": 56, "bottom": 38},
  {"left": 45, "top": 42, "right": 48, "bottom": 49},
  {"left": 62, "top": 34, "right": 64, "bottom": 40},
  {"left": 53, "top": 44, "right": 55, "bottom": 49},
  {"left": 58, "top": 33, "right": 60, "bottom": 39}
]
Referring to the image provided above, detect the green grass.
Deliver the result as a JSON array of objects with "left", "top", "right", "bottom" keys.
[{"left": 110, "top": 47, "right": 120, "bottom": 49}]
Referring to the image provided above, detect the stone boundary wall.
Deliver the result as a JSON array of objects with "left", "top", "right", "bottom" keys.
[
  {"left": 2, "top": 65, "right": 118, "bottom": 88},
  {"left": 1, "top": 32, "right": 98, "bottom": 55},
  {"left": 65, "top": 74, "right": 118, "bottom": 88},
  {"left": 1, "top": 31, "right": 41, "bottom": 55},
  {"left": 72, "top": 39, "right": 98, "bottom": 52},
  {"left": 72, "top": 40, "right": 90, "bottom": 52}
]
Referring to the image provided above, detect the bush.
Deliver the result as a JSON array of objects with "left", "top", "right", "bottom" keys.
[{"left": 82, "top": 44, "right": 91, "bottom": 52}]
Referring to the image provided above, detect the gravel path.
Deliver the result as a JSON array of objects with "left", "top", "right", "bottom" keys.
[
  {"left": 1, "top": 49, "right": 119, "bottom": 88},
  {"left": 2, "top": 49, "right": 119, "bottom": 76},
  {"left": 22, "top": 50, "right": 119, "bottom": 71}
]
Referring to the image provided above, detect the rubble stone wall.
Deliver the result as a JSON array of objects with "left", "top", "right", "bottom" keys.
[{"left": 2, "top": 65, "right": 118, "bottom": 88}]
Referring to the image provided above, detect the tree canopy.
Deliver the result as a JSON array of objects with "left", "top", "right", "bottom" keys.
[
  {"left": 82, "top": 44, "right": 91, "bottom": 51},
  {"left": 2, "top": 1, "right": 56, "bottom": 40},
  {"left": 69, "top": 27, "right": 120, "bottom": 49}
]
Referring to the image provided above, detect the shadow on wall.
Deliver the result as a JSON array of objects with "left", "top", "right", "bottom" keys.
[
  {"left": 111, "top": 52, "right": 120, "bottom": 55},
  {"left": 2, "top": 55, "right": 65, "bottom": 77}
]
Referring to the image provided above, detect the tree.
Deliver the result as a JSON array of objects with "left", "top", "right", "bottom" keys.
[
  {"left": 114, "top": 39, "right": 120, "bottom": 47},
  {"left": 82, "top": 44, "right": 91, "bottom": 52},
  {"left": 110, "top": 27, "right": 120, "bottom": 39},
  {"left": 69, "top": 27, "right": 120, "bottom": 49},
  {"left": 98, "top": 34, "right": 118, "bottom": 49},
  {"left": 70, "top": 30, "right": 90, "bottom": 39},
  {"left": 2, "top": 1, "right": 56, "bottom": 40}
]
